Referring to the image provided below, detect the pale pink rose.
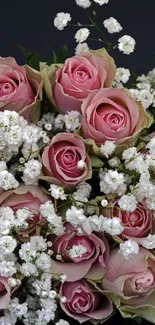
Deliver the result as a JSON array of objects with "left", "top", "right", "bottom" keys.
[
  {"left": 0, "top": 277, "right": 11, "bottom": 309},
  {"left": 81, "top": 88, "right": 152, "bottom": 145},
  {"left": 50, "top": 223, "right": 109, "bottom": 281},
  {"left": 41, "top": 133, "right": 92, "bottom": 186},
  {"left": 51, "top": 48, "right": 116, "bottom": 112},
  {"left": 60, "top": 280, "right": 113, "bottom": 323},
  {"left": 0, "top": 185, "right": 50, "bottom": 241},
  {"left": 102, "top": 247, "right": 155, "bottom": 305},
  {"left": 0, "top": 57, "right": 43, "bottom": 121},
  {"left": 103, "top": 200, "right": 152, "bottom": 244}
]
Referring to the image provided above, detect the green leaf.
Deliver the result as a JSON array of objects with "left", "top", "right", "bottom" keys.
[
  {"left": 90, "top": 155, "right": 104, "bottom": 168},
  {"left": 15, "top": 44, "right": 44, "bottom": 70},
  {"left": 48, "top": 44, "right": 70, "bottom": 65},
  {"left": 52, "top": 51, "right": 57, "bottom": 64}
]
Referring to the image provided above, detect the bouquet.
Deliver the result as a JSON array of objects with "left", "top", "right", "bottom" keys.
[{"left": 0, "top": 0, "right": 155, "bottom": 324}]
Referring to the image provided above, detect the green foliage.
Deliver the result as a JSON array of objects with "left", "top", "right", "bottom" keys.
[
  {"left": 16, "top": 44, "right": 70, "bottom": 70},
  {"left": 15, "top": 44, "right": 44, "bottom": 70},
  {"left": 49, "top": 45, "right": 69, "bottom": 64}
]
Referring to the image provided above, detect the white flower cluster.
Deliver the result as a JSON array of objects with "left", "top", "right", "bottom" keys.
[
  {"left": 54, "top": 12, "right": 71, "bottom": 30},
  {"left": 75, "top": 28, "right": 90, "bottom": 43},
  {"left": 142, "top": 234, "right": 155, "bottom": 249},
  {"left": 118, "top": 194, "right": 137, "bottom": 212},
  {"left": 66, "top": 206, "right": 124, "bottom": 236},
  {"left": 0, "top": 298, "right": 28, "bottom": 325},
  {"left": 69, "top": 244, "right": 87, "bottom": 258},
  {"left": 113, "top": 67, "right": 130, "bottom": 88},
  {"left": 119, "top": 240, "right": 139, "bottom": 259},
  {"left": 49, "top": 184, "right": 67, "bottom": 200},
  {"left": 43, "top": 111, "right": 81, "bottom": 132},
  {"left": 0, "top": 110, "right": 52, "bottom": 189},
  {"left": 100, "top": 140, "right": 116, "bottom": 158},
  {"left": 19, "top": 236, "right": 52, "bottom": 277},
  {"left": 22, "top": 159, "right": 42, "bottom": 185},
  {"left": 130, "top": 68, "right": 155, "bottom": 109},
  {"left": 75, "top": 42, "right": 90, "bottom": 55},
  {"left": 93, "top": 0, "right": 109, "bottom": 4},
  {"left": 99, "top": 169, "right": 127, "bottom": 196},
  {"left": 118, "top": 35, "right": 136, "bottom": 55},
  {"left": 22, "top": 273, "right": 59, "bottom": 325},
  {"left": 40, "top": 201, "right": 64, "bottom": 235},
  {"left": 0, "top": 111, "right": 46, "bottom": 162},
  {"left": 0, "top": 168, "right": 19, "bottom": 190},
  {"left": 72, "top": 181, "right": 92, "bottom": 207},
  {"left": 103, "top": 17, "right": 122, "bottom": 34}
]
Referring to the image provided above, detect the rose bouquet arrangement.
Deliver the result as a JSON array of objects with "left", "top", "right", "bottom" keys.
[{"left": 0, "top": 1, "right": 155, "bottom": 325}]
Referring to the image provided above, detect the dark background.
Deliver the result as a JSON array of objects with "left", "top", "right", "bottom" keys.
[
  {"left": 1, "top": 0, "right": 155, "bottom": 75},
  {"left": 2, "top": 0, "right": 155, "bottom": 324}
]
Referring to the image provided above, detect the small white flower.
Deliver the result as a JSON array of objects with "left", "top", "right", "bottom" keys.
[
  {"left": 0, "top": 161, "right": 7, "bottom": 172},
  {"left": 118, "top": 35, "right": 136, "bottom": 54},
  {"left": 108, "top": 157, "right": 120, "bottom": 168},
  {"left": 75, "top": 28, "right": 90, "bottom": 43},
  {"left": 75, "top": 0, "right": 91, "bottom": 9},
  {"left": 49, "top": 290, "right": 57, "bottom": 299},
  {"left": 54, "top": 114, "right": 64, "bottom": 129},
  {"left": 49, "top": 184, "right": 67, "bottom": 200},
  {"left": 54, "top": 12, "right": 71, "bottom": 30},
  {"left": 56, "top": 319, "right": 70, "bottom": 325},
  {"left": 75, "top": 42, "right": 89, "bottom": 55},
  {"left": 8, "top": 277, "right": 17, "bottom": 287},
  {"left": 100, "top": 140, "right": 116, "bottom": 158},
  {"left": 122, "top": 147, "right": 137, "bottom": 160},
  {"left": 113, "top": 68, "right": 130, "bottom": 85},
  {"left": 66, "top": 206, "right": 86, "bottom": 226},
  {"left": 69, "top": 244, "right": 87, "bottom": 258},
  {"left": 118, "top": 194, "right": 137, "bottom": 212},
  {"left": 103, "top": 217, "right": 124, "bottom": 235},
  {"left": 0, "top": 236, "right": 17, "bottom": 255},
  {"left": 119, "top": 240, "right": 139, "bottom": 259},
  {"left": 101, "top": 199, "right": 108, "bottom": 207},
  {"left": 103, "top": 17, "right": 122, "bottom": 34},
  {"left": 77, "top": 159, "right": 87, "bottom": 169},
  {"left": 93, "top": 0, "right": 109, "bottom": 4},
  {"left": 60, "top": 296, "right": 67, "bottom": 303},
  {"left": 0, "top": 170, "right": 19, "bottom": 190},
  {"left": 142, "top": 235, "right": 155, "bottom": 249},
  {"left": 64, "top": 111, "right": 81, "bottom": 131},
  {"left": 59, "top": 274, "right": 67, "bottom": 283}
]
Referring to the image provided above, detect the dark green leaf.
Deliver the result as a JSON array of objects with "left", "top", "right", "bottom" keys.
[{"left": 15, "top": 44, "right": 44, "bottom": 70}]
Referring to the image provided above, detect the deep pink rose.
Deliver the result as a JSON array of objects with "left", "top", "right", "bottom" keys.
[
  {"left": 52, "top": 48, "right": 116, "bottom": 112},
  {"left": 0, "top": 57, "right": 43, "bottom": 121},
  {"left": 0, "top": 277, "right": 11, "bottom": 309},
  {"left": 102, "top": 247, "right": 155, "bottom": 305},
  {"left": 41, "top": 133, "right": 92, "bottom": 186},
  {"left": 0, "top": 185, "right": 50, "bottom": 241},
  {"left": 81, "top": 88, "right": 152, "bottom": 145},
  {"left": 103, "top": 201, "right": 152, "bottom": 244},
  {"left": 60, "top": 280, "right": 113, "bottom": 323},
  {"left": 50, "top": 223, "right": 109, "bottom": 281}
]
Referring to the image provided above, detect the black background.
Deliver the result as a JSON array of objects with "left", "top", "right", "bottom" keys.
[
  {"left": 1, "top": 0, "right": 155, "bottom": 75},
  {"left": 2, "top": 0, "right": 155, "bottom": 324}
]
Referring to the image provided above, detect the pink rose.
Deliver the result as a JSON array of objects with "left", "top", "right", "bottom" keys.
[
  {"left": 81, "top": 88, "right": 152, "bottom": 145},
  {"left": 0, "top": 277, "right": 11, "bottom": 309},
  {"left": 0, "top": 185, "right": 50, "bottom": 241},
  {"left": 41, "top": 133, "right": 92, "bottom": 186},
  {"left": 41, "top": 48, "right": 116, "bottom": 113},
  {"left": 103, "top": 201, "right": 152, "bottom": 244},
  {"left": 0, "top": 57, "right": 43, "bottom": 121},
  {"left": 102, "top": 247, "right": 155, "bottom": 305},
  {"left": 60, "top": 280, "right": 113, "bottom": 323},
  {"left": 50, "top": 223, "right": 109, "bottom": 281}
]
